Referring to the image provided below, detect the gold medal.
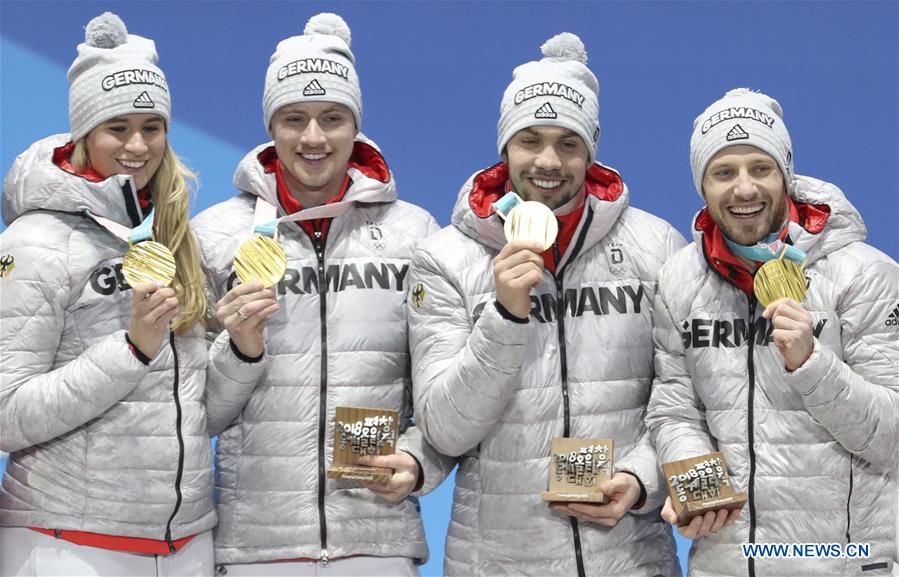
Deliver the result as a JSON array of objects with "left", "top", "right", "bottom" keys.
[
  {"left": 504, "top": 201, "right": 558, "bottom": 251},
  {"left": 754, "top": 257, "right": 807, "bottom": 307},
  {"left": 122, "top": 241, "right": 176, "bottom": 287},
  {"left": 234, "top": 235, "right": 287, "bottom": 288}
]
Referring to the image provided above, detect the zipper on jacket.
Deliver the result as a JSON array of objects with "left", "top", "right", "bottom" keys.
[
  {"left": 746, "top": 298, "right": 758, "bottom": 577},
  {"left": 551, "top": 211, "right": 592, "bottom": 577},
  {"left": 164, "top": 332, "right": 185, "bottom": 554},
  {"left": 313, "top": 227, "right": 330, "bottom": 564},
  {"left": 845, "top": 457, "right": 853, "bottom": 543}
]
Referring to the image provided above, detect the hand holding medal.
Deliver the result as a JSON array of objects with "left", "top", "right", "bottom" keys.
[
  {"left": 494, "top": 192, "right": 559, "bottom": 251},
  {"left": 93, "top": 207, "right": 179, "bottom": 359},
  {"left": 129, "top": 281, "right": 179, "bottom": 359},
  {"left": 756, "top": 245, "right": 815, "bottom": 371},
  {"left": 491, "top": 192, "right": 557, "bottom": 319},
  {"left": 753, "top": 244, "right": 807, "bottom": 308}
]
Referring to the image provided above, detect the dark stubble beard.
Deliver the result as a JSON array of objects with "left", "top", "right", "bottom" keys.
[{"left": 718, "top": 187, "right": 790, "bottom": 245}]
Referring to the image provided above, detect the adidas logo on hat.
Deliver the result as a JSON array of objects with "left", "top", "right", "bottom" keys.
[
  {"left": 303, "top": 79, "right": 326, "bottom": 96},
  {"left": 132, "top": 91, "right": 155, "bottom": 109},
  {"left": 534, "top": 102, "right": 557, "bottom": 119},
  {"left": 726, "top": 124, "right": 749, "bottom": 141}
]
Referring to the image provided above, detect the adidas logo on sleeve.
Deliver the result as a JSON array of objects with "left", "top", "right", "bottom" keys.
[{"left": 886, "top": 303, "right": 899, "bottom": 327}]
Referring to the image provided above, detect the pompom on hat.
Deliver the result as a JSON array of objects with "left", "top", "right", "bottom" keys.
[
  {"left": 690, "top": 88, "right": 794, "bottom": 199},
  {"left": 67, "top": 12, "right": 171, "bottom": 141},
  {"left": 497, "top": 32, "right": 600, "bottom": 163},
  {"left": 262, "top": 13, "right": 362, "bottom": 131}
]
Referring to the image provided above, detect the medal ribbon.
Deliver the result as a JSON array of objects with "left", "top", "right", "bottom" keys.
[
  {"left": 87, "top": 208, "right": 156, "bottom": 246},
  {"left": 252, "top": 196, "right": 362, "bottom": 237},
  {"left": 724, "top": 229, "right": 806, "bottom": 265},
  {"left": 491, "top": 191, "right": 523, "bottom": 220}
]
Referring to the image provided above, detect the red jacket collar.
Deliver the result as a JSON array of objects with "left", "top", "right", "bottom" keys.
[
  {"left": 696, "top": 197, "right": 831, "bottom": 295},
  {"left": 52, "top": 141, "right": 153, "bottom": 212},
  {"left": 467, "top": 162, "right": 624, "bottom": 218}
]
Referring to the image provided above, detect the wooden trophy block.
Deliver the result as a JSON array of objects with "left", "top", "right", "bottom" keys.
[
  {"left": 662, "top": 451, "right": 748, "bottom": 527},
  {"left": 541, "top": 437, "right": 614, "bottom": 504},
  {"left": 327, "top": 406, "right": 398, "bottom": 483}
]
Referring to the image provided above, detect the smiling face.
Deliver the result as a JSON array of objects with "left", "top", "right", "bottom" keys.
[
  {"left": 269, "top": 101, "right": 357, "bottom": 208},
  {"left": 503, "top": 125, "right": 589, "bottom": 210},
  {"left": 85, "top": 114, "right": 166, "bottom": 190},
  {"left": 702, "top": 145, "right": 789, "bottom": 245}
]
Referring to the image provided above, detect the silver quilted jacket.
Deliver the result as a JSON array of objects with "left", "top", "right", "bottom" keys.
[
  {"left": 193, "top": 137, "right": 454, "bottom": 565},
  {"left": 408, "top": 162, "right": 685, "bottom": 576},
  {"left": 0, "top": 134, "right": 216, "bottom": 542},
  {"left": 646, "top": 175, "right": 899, "bottom": 576}
]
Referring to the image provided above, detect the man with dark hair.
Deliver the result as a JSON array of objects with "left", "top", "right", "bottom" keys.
[{"left": 408, "top": 32, "right": 683, "bottom": 577}]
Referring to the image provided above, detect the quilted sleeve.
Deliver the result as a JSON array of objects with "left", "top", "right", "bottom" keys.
[
  {"left": 408, "top": 246, "right": 529, "bottom": 457},
  {"left": 785, "top": 254, "right": 899, "bottom": 471},
  {"left": 645, "top": 262, "right": 717, "bottom": 465},
  {"left": 0, "top": 230, "right": 149, "bottom": 452}
]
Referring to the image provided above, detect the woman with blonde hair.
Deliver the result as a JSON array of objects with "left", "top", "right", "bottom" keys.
[{"left": 0, "top": 12, "right": 215, "bottom": 576}]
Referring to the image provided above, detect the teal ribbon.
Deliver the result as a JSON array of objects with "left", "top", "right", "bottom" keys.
[
  {"left": 492, "top": 191, "right": 522, "bottom": 216},
  {"left": 254, "top": 220, "right": 278, "bottom": 238},
  {"left": 724, "top": 230, "right": 806, "bottom": 265},
  {"left": 129, "top": 208, "right": 156, "bottom": 243}
]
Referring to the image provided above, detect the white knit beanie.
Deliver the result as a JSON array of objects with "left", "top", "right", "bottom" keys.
[
  {"left": 497, "top": 33, "right": 600, "bottom": 163},
  {"left": 690, "top": 88, "right": 794, "bottom": 198},
  {"left": 67, "top": 12, "right": 170, "bottom": 142},
  {"left": 262, "top": 13, "right": 361, "bottom": 131}
]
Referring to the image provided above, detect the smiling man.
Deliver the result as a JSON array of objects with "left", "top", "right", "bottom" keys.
[
  {"left": 407, "top": 33, "right": 683, "bottom": 576},
  {"left": 192, "top": 13, "right": 452, "bottom": 577},
  {"left": 646, "top": 88, "right": 899, "bottom": 576}
]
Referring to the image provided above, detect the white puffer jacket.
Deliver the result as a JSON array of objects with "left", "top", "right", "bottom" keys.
[
  {"left": 0, "top": 134, "right": 216, "bottom": 543},
  {"left": 193, "top": 136, "right": 454, "bottom": 565},
  {"left": 409, "top": 162, "right": 685, "bottom": 576},
  {"left": 646, "top": 175, "right": 899, "bottom": 576}
]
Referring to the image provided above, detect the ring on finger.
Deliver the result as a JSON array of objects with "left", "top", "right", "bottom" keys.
[{"left": 236, "top": 308, "right": 249, "bottom": 321}]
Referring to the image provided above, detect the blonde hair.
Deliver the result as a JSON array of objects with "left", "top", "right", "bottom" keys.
[{"left": 73, "top": 139, "right": 207, "bottom": 334}]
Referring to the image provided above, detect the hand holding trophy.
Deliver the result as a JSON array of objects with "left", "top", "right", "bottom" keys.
[
  {"left": 328, "top": 406, "right": 399, "bottom": 483},
  {"left": 661, "top": 452, "right": 746, "bottom": 538}
]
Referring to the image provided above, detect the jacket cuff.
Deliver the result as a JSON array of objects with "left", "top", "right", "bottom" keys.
[
  {"left": 494, "top": 300, "right": 529, "bottom": 324},
  {"left": 125, "top": 333, "right": 152, "bottom": 365},
  {"left": 210, "top": 331, "right": 266, "bottom": 380},
  {"left": 784, "top": 340, "right": 839, "bottom": 403},
  {"left": 614, "top": 457, "right": 666, "bottom": 514},
  {"left": 402, "top": 450, "right": 425, "bottom": 493},
  {"left": 230, "top": 338, "right": 264, "bottom": 363},
  {"left": 618, "top": 471, "right": 647, "bottom": 510}
]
